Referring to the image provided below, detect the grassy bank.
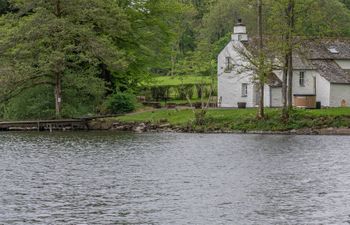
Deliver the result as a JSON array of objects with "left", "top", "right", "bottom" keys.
[{"left": 116, "top": 108, "right": 350, "bottom": 132}]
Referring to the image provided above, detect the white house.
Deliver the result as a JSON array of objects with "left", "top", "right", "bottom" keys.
[{"left": 218, "top": 20, "right": 350, "bottom": 108}]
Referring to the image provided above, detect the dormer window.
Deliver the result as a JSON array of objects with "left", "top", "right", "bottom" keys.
[{"left": 328, "top": 46, "right": 339, "bottom": 54}]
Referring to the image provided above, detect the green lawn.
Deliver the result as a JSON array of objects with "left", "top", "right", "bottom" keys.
[
  {"left": 116, "top": 108, "right": 350, "bottom": 131},
  {"left": 144, "top": 75, "right": 215, "bottom": 87}
]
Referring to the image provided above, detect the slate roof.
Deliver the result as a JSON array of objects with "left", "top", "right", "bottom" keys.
[
  {"left": 301, "top": 39, "right": 350, "bottom": 84},
  {"left": 241, "top": 37, "right": 350, "bottom": 84},
  {"left": 267, "top": 72, "right": 282, "bottom": 88},
  {"left": 311, "top": 60, "right": 350, "bottom": 84},
  {"left": 293, "top": 53, "right": 316, "bottom": 70},
  {"left": 302, "top": 39, "right": 350, "bottom": 60}
]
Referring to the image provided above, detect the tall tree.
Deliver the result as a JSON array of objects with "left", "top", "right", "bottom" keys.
[
  {"left": 0, "top": 0, "right": 129, "bottom": 118},
  {"left": 286, "top": 0, "right": 295, "bottom": 111}
]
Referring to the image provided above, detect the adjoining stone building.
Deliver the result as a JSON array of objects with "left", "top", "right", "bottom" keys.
[{"left": 218, "top": 20, "right": 350, "bottom": 108}]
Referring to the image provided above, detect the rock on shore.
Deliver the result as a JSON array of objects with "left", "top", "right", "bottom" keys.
[{"left": 87, "top": 119, "right": 350, "bottom": 135}]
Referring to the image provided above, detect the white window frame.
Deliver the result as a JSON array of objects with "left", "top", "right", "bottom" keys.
[
  {"left": 299, "top": 71, "right": 305, "bottom": 87},
  {"left": 241, "top": 83, "right": 248, "bottom": 97}
]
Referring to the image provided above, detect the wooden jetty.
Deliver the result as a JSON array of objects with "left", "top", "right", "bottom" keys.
[
  {"left": 0, "top": 114, "right": 123, "bottom": 132},
  {"left": 0, "top": 119, "right": 89, "bottom": 131}
]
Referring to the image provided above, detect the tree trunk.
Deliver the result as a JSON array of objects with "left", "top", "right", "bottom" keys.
[
  {"left": 55, "top": 73, "right": 62, "bottom": 118},
  {"left": 287, "top": 0, "right": 294, "bottom": 110},
  {"left": 282, "top": 54, "right": 289, "bottom": 119},
  {"left": 257, "top": 0, "right": 264, "bottom": 119},
  {"left": 258, "top": 83, "right": 264, "bottom": 119},
  {"left": 287, "top": 50, "right": 293, "bottom": 109},
  {"left": 55, "top": 0, "right": 62, "bottom": 17}
]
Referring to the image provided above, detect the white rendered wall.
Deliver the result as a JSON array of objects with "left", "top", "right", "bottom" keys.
[
  {"left": 330, "top": 84, "right": 350, "bottom": 107},
  {"left": 264, "top": 85, "right": 271, "bottom": 107},
  {"left": 271, "top": 87, "right": 283, "bottom": 107},
  {"left": 234, "top": 25, "right": 246, "bottom": 34},
  {"left": 292, "top": 70, "right": 317, "bottom": 95},
  {"left": 316, "top": 74, "right": 331, "bottom": 106},
  {"left": 218, "top": 40, "right": 263, "bottom": 107},
  {"left": 218, "top": 74, "right": 255, "bottom": 107}
]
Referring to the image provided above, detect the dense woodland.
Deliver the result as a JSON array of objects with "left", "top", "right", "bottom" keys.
[{"left": 2, "top": 0, "right": 350, "bottom": 120}]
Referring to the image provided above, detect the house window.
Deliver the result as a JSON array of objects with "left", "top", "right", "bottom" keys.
[
  {"left": 225, "top": 57, "right": 233, "bottom": 72},
  {"left": 242, "top": 83, "right": 248, "bottom": 97},
  {"left": 299, "top": 72, "right": 305, "bottom": 87}
]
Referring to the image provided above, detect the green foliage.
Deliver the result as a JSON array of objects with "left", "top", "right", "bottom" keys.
[
  {"left": 194, "top": 109, "right": 211, "bottom": 125},
  {"left": 150, "top": 86, "right": 171, "bottom": 101},
  {"left": 3, "top": 75, "right": 106, "bottom": 120},
  {"left": 0, "top": 0, "right": 8, "bottom": 15},
  {"left": 106, "top": 92, "right": 137, "bottom": 114},
  {"left": 4, "top": 86, "right": 55, "bottom": 120},
  {"left": 145, "top": 76, "right": 213, "bottom": 87},
  {"left": 176, "top": 84, "right": 194, "bottom": 100},
  {"left": 2, "top": 0, "right": 350, "bottom": 120},
  {"left": 340, "top": 0, "right": 350, "bottom": 9},
  {"left": 0, "top": 0, "right": 129, "bottom": 118},
  {"left": 142, "top": 76, "right": 216, "bottom": 101}
]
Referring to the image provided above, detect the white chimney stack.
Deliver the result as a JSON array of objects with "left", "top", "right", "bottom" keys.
[{"left": 232, "top": 19, "right": 248, "bottom": 42}]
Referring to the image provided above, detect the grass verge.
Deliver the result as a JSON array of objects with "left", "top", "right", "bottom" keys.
[{"left": 116, "top": 108, "right": 350, "bottom": 132}]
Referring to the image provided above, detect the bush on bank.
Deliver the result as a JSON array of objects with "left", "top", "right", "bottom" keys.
[{"left": 106, "top": 92, "right": 137, "bottom": 114}]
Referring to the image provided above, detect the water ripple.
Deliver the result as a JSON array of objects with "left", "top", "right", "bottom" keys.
[{"left": 1, "top": 132, "right": 350, "bottom": 224}]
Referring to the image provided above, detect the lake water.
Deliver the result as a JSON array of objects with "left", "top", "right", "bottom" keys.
[{"left": 1, "top": 132, "right": 350, "bottom": 224}]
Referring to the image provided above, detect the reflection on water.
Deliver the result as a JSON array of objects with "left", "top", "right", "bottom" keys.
[{"left": 1, "top": 132, "right": 350, "bottom": 224}]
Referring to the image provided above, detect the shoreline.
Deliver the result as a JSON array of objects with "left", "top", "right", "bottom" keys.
[
  {"left": 91, "top": 120, "right": 350, "bottom": 135},
  {"left": 2, "top": 107, "right": 350, "bottom": 135},
  {"left": 1, "top": 119, "right": 350, "bottom": 135}
]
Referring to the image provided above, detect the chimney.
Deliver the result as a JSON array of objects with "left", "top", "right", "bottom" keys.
[{"left": 232, "top": 18, "right": 248, "bottom": 42}]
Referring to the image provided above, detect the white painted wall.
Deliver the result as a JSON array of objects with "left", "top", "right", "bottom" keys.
[
  {"left": 271, "top": 87, "right": 283, "bottom": 107},
  {"left": 218, "top": 40, "right": 254, "bottom": 107},
  {"left": 218, "top": 40, "right": 273, "bottom": 107},
  {"left": 234, "top": 25, "right": 246, "bottom": 34},
  {"left": 335, "top": 60, "right": 350, "bottom": 69},
  {"left": 315, "top": 74, "right": 331, "bottom": 106},
  {"left": 292, "top": 70, "right": 317, "bottom": 95},
  {"left": 218, "top": 73, "right": 255, "bottom": 107},
  {"left": 264, "top": 85, "right": 271, "bottom": 107},
  {"left": 330, "top": 84, "right": 350, "bottom": 107}
]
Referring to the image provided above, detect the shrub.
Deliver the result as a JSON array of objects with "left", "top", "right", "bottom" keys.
[
  {"left": 150, "top": 86, "right": 171, "bottom": 101},
  {"left": 106, "top": 92, "right": 137, "bottom": 114},
  {"left": 176, "top": 84, "right": 194, "bottom": 100},
  {"left": 194, "top": 110, "right": 209, "bottom": 125},
  {"left": 4, "top": 86, "right": 56, "bottom": 120}
]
